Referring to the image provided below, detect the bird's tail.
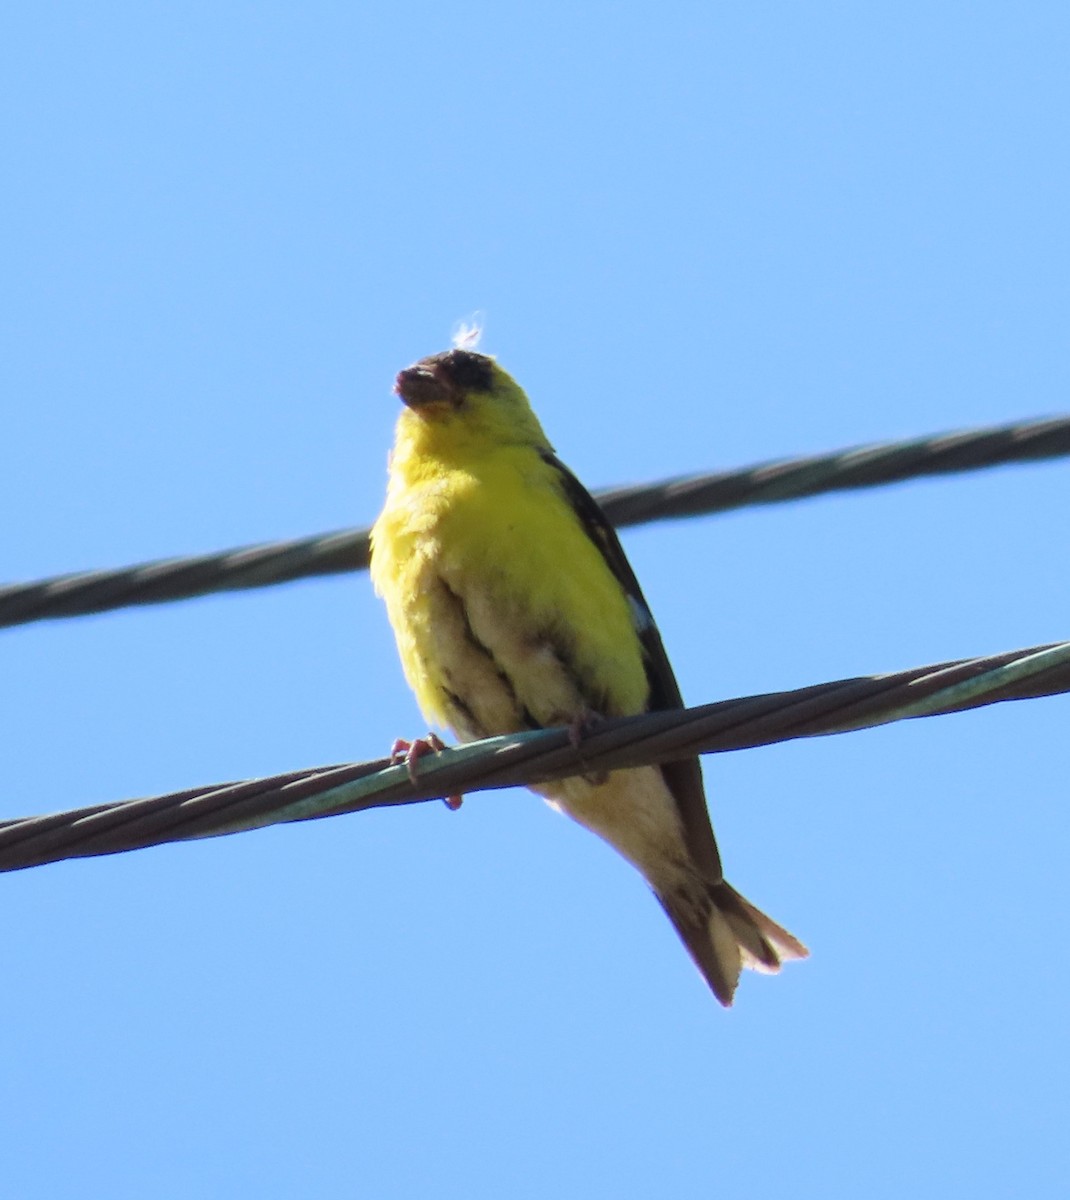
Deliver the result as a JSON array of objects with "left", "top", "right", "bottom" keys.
[{"left": 656, "top": 881, "right": 808, "bottom": 1006}]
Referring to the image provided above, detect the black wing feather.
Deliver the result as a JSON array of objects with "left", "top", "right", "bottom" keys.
[{"left": 540, "top": 450, "right": 724, "bottom": 883}]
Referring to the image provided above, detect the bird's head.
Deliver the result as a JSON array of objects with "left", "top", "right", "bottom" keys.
[{"left": 393, "top": 349, "right": 552, "bottom": 456}]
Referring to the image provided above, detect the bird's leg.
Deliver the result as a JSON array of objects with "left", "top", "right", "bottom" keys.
[
  {"left": 389, "top": 734, "right": 463, "bottom": 810},
  {"left": 566, "top": 709, "right": 609, "bottom": 785},
  {"left": 567, "top": 709, "right": 604, "bottom": 747}
]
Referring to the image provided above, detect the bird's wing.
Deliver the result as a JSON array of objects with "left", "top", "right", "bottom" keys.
[{"left": 539, "top": 450, "right": 724, "bottom": 883}]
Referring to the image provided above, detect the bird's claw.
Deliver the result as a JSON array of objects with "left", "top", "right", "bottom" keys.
[
  {"left": 567, "top": 709, "right": 605, "bottom": 748},
  {"left": 389, "top": 735, "right": 464, "bottom": 810},
  {"left": 567, "top": 710, "right": 609, "bottom": 784}
]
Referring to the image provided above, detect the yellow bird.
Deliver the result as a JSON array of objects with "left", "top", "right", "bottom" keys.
[{"left": 370, "top": 347, "right": 807, "bottom": 1005}]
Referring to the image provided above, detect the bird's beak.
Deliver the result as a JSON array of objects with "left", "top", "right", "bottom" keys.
[{"left": 395, "top": 363, "right": 459, "bottom": 411}]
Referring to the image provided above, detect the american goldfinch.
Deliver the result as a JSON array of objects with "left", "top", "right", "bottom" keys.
[{"left": 370, "top": 348, "right": 807, "bottom": 1005}]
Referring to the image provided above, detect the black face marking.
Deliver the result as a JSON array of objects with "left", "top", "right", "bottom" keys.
[
  {"left": 434, "top": 349, "right": 495, "bottom": 393},
  {"left": 395, "top": 350, "right": 495, "bottom": 411}
]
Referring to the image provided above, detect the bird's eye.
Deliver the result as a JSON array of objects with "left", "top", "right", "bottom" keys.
[{"left": 442, "top": 350, "right": 495, "bottom": 393}]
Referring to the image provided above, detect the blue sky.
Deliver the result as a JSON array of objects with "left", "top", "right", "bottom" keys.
[{"left": 3, "top": 3, "right": 1069, "bottom": 1196}]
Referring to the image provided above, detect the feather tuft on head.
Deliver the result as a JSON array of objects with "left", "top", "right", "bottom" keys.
[{"left": 451, "top": 313, "right": 486, "bottom": 351}]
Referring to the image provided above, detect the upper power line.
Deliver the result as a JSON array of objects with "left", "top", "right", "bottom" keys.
[{"left": 2, "top": 414, "right": 1068, "bottom": 630}]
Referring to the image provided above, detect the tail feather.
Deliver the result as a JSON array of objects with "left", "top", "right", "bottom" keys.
[{"left": 657, "top": 881, "right": 808, "bottom": 1006}]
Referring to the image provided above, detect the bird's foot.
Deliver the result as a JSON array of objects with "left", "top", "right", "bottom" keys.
[
  {"left": 566, "top": 710, "right": 609, "bottom": 785},
  {"left": 390, "top": 735, "right": 463, "bottom": 810},
  {"left": 567, "top": 709, "right": 605, "bottom": 747}
]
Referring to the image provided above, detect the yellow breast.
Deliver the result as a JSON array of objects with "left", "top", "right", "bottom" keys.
[{"left": 370, "top": 437, "right": 649, "bottom": 738}]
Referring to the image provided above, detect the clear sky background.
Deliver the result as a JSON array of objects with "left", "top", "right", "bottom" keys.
[{"left": 3, "top": 4, "right": 1068, "bottom": 1197}]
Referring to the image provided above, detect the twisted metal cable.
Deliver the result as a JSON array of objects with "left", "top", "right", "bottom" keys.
[
  {"left": 3, "top": 414, "right": 1067, "bottom": 630},
  {"left": 3, "top": 639, "right": 1067, "bottom": 874}
]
